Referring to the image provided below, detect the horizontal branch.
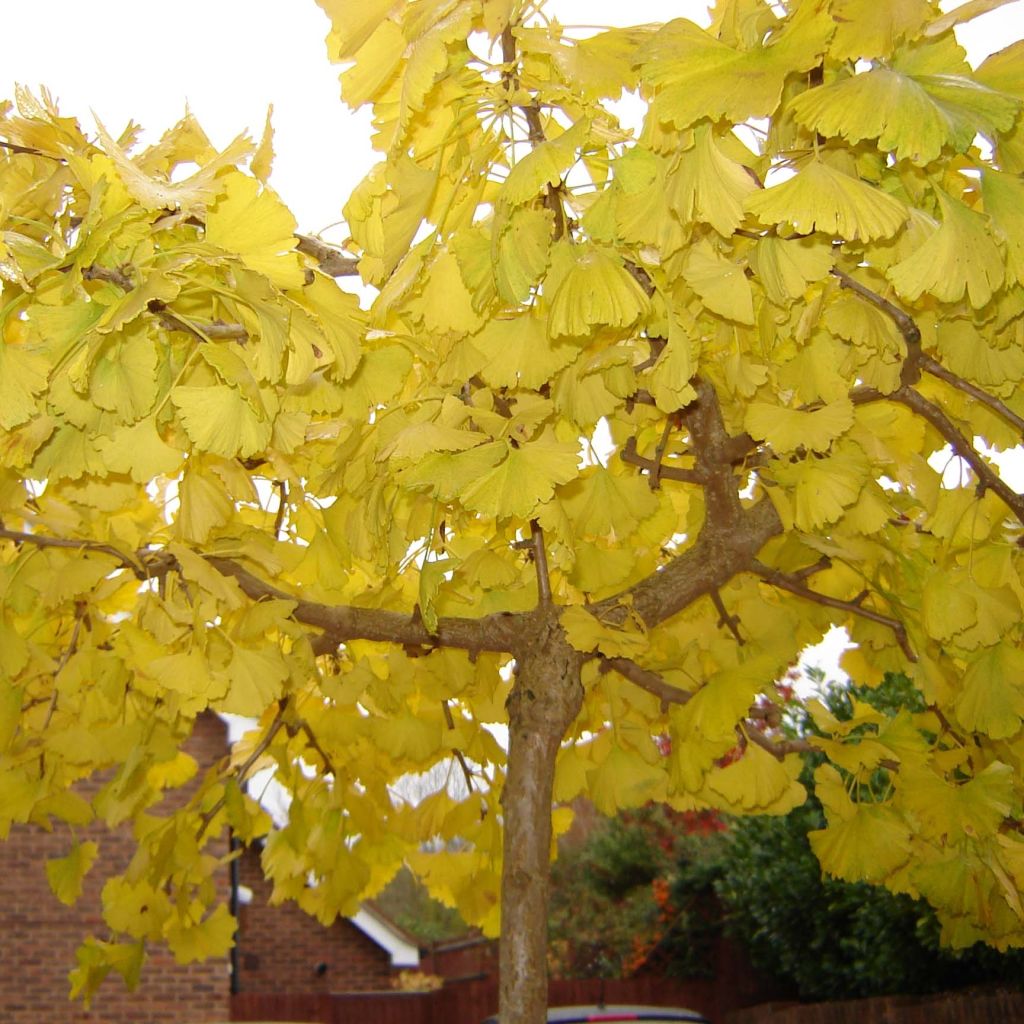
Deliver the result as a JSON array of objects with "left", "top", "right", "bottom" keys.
[
  {"left": 0, "top": 526, "right": 146, "bottom": 577},
  {"left": 751, "top": 560, "right": 916, "bottom": 662},
  {"left": 599, "top": 656, "right": 692, "bottom": 709},
  {"left": 621, "top": 435, "right": 704, "bottom": 485},
  {"left": 294, "top": 234, "right": 361, "bottom": 277},
  {"left": 82, "top": 263, "right": 133, "bottom": 291},
  {"left": 206, "top": 556, "right": 524, "bottom": 654},
  {"left": 0, "top": 139, "right": 66, "bottom": 162},
  {"left": 743, "top": 725, "right": 816, "bottom": 761}
]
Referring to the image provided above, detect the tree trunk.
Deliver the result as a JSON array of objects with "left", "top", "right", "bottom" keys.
[{"left": 499, "top": 616, "right": 584, "bottom": 1024}]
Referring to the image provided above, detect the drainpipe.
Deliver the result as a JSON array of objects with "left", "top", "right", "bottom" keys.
[{"left": 229, "top": 831, "right": 241, "bottom": 995}]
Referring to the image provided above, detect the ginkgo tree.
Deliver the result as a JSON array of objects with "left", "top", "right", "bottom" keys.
[{"left": 2, "top": 0, "right": 1024, "bottom": 1021}]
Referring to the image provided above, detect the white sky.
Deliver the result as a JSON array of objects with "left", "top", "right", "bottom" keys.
[{"left": 4, "top": 1, "right": 1020, "bottom": 236}]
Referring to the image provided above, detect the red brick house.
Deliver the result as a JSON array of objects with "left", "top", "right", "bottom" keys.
[
  {"left": 235, "top": 845, "right": 421, "bottom": 996},
  {"left": 0, "top": 713, "right": 428, "bottom": 1023}
]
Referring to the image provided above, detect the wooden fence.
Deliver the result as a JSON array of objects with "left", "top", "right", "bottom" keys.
[
  {"left": 232, "top": 979, "right": 1024, "bottom": 1024},
  {"left": 726, "top": 988, "right": 1024, "bottom": 1024},
  {"left": 231, "top": 975, "right": 720, "bottom": 1024}
]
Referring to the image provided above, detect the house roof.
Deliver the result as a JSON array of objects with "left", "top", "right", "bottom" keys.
[{"left": 350, "top": 903, "right": 420, "bottom": 967}]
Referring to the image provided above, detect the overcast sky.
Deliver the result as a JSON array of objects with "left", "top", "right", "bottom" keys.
[{"left": 3, "top": 1, "right": 1021, "bottom": 236}]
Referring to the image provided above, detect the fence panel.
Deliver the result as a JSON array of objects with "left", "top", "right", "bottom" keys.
[{"left": 725, "top": 988, "right": 1024, "bottom": 1024}]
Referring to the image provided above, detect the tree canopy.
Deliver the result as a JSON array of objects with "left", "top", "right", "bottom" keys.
[{"left": 2, "top": 1, "right": 1024, "bottom": 1021}]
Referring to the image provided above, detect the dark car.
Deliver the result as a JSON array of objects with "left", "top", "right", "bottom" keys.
[{"left": 482, "top": 1004, "right": 710, "bottom": 1023}]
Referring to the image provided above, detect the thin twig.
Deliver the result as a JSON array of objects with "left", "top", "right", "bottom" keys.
[
  {"left": 649, "top": 419, "right": 675, "bottom": 491},
  {"left": 634, "top": 336, "right": 667, "bottom": 373},
  {"left": 710, "top": 589, "right": 744, "bottom": 645},
  {"left": 751, "top": 560, "right": 916, "bottom": 662},
  {"left": 299, "top": 720, "right": 337, "bottom": 778},
  {"left": 273, "top": 481, "right": 289, "bottom": 541},
  {"left": 621, "top": 436, "right": 705, "bottom": 485},
  {"left": 151, "top": 304, "right": 248, "bottom": 342},
  {"left": 830, "top": 267, "right": 921, "bottom": 347},
  {"left": 0, "top": 139, "right": 66, "bottom": 162},
  {"left": 198, "top": 703, "right": 288, "bottom": 841},
  {"left": 894, "top": 385, "right": 1024, "bottom": 525},
  {"left": 599, "top": 657, "right": 693, "bottom": 711},
  {"left": 919, "top": 353, "right": 1024, "bottom": 438},
  {"left": 500, "top": 25, "right": 567, "bottom": 239},
  {"left": 442, "top": 700, "right": 476, "bottom": 794},
  {"left": 529, "top": 520, "right": 552, "bottom": 605}
]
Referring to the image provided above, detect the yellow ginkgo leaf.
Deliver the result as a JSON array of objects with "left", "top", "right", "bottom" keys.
[
  {"left": 399, "top": 441, "right": 508, "bottom": 502},
  {"left": 810, "top": 803, "right": 913, "bottom": 883},
  {"left": 473, "top": 314, "right": 578, "bottom": 390},
  {"left": 384, "top": 422, "right": 491, "bottom": 462},
  {"left": 642, "top": 3, "right": 832, "bottom": 129},
  {"left": 790, "top": 67, "right": 1018, "bottom": 165},
  {"left": 770, "top": 446, "right": 870, "bottom": 531},
  {"left": 339, "top": 19, "right": 404, "bottom": 109},
  {"left": 0, "top": 343, "right": 48, "bottom": 430},
  {"left": 981, "top": 168, "right": 1024, "bottom": 285},
  {"left": 955, "top": 643, "right": 1024, "bottom": 740},
  {"left": 411, "top": 251, "right": 485, "bottom": 336},
  {"left": 589, "top": 745, "right": 666, "bottom": 815},
  {"left": 683, "top": 238, "right": 754, "bottom": 324},
  {"left": 501, "top": 120, "right": 588, "bottom": 205},
  {"left": 671, "top": 653, "right": 785, "bottom": 745},
  {"left": 561, "top": 604, "right": 649, "bottom": 659},
  {"left": 205, "top": 172, "right": 305, "bottom": 290},
  {"left": 706, "top": 740, "right": 806, "bottom": 813},
  {"left": 558, "top": 466, "right": 660, "bottom": 539},
  {"left": 318, "top": 0, "right": 395, "bottom": 61},
  {"left": 548, "top": 246, "right": 650, "bottom": 339},
  {"left": 346, "top": 157, "right": 437, "bottom": 286},
  {"left": 217, "top": 645, "right": 290, "bottom": 717},
  {"left": 648, "top": 319, "right": 697, "bottom": 412},
  {"left": 749, "top": 234, "right": 834, "bottom": 306},
  {"left": 744, "top": 398, "right": 854, "bottom": 454},
  {"left": 250, "top": 105, "right": 275, "bottom": 183},
  {"left": 828, "top": 0, "right": 931, "bottom": 60},
  {"left": 372, "top": 711, "right": 442, "bottom": 762},
  {"left": 166, "top": 904, "right": 237, "bottom": 965},
  {"left": 460, "top": 431, "right": 579, "bottom": 519},
  {"left": 95, "top": 418, "right": 185, "bottom": 483},
  {"left": 665, "top": 123, "right": 758, "bottom": 236},
  {"left": 46, "top": 840, "right": 99, "bottom": 906},
  {"left": 746, "top": 159, "right": 908, "bottom": 241},
  {"left": 545, "top": 26, "right": 651, "bottom": 102},
  {"left": 171, "top": 384, "right": 273, "bottom": 458},
  {"left": 493, "top": 206, "right": 554, "bottom": 304},
  {"left": 898, "top": 761, "right": 1015, "bottom": 842},
  {"left": 887, "top": 189, "right": 1004, "bottom": 307},
  {"left": 94, "top": 115, "right": 252, "bottom": 212}
]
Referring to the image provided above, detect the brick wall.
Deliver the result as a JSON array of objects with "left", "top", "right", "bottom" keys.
[
  {"left": 236, "top": 845, "right": 397, "bottom": 993},
  {"left": 0, "top": 712, "right": 231, "bottom": 1024}
]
